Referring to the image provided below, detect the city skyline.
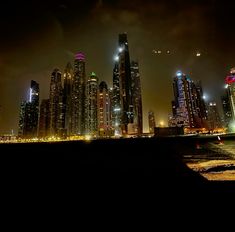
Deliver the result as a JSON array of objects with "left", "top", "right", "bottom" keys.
[{"left": 0, "top": 0, "right": 235, "bottom": 134}]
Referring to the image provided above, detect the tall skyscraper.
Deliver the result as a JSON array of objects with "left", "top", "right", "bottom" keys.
[
  {"left": 171, "top": 71, "right": 206, "bottom": 128},
  {"left": 225, "top": 67, "right": 235, "bottom": 121},
  {"left": 38, "top": 99, "right": 50, "bottom": 138},
  {"left": 112, "top": 62, "right": 122, "bottom": 136},
  {"left": 131, "top": 61, "right": 143, "bottom": 135},
  {"left": 195, "top": 81, "right": 208, "bottom": 127},
  {"left": 98, "top": 81, "right": 112, "bottom": 137},
  {"left": 117, "top": 33, "right": 133, "bottom": 134},
  {"left": 221, "top": 92, "right": 232, "bottom": 127},
  {"left": 29, "top": 80, "right": 39, "bottom": 137},
  {"left": 207, "top": 102, "right": 222, "bottom": 130},
  {"left": 18, "top": 80, "right": 39, "bottom": 138},
  {"left": 18, "top": 101, "right": 27, "bottom": 138},
  {"left": 63, "top": 62, "right": 73, "bottom": 135},
  {"left": 86, "top": 72, "right": 98, "bottom": 136},
  {"left": 71, "top": 52, "right": 86, "bottom": 135},
  {"left": 49, "top": 68, "right": 63, "bottom": 136},
  {"left": 148, "top": 111, "right": 156, "bottom": 134}
]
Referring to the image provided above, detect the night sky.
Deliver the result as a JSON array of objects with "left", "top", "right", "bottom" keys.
[{"left": 0, "top": 0, "right": 234, "bottom": 134}]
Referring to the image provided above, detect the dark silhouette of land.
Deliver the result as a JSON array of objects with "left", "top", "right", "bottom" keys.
[{"left": 2, "top": 135, "right": 234, "bottom": 195}]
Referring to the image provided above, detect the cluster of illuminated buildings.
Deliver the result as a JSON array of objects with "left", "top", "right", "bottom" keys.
[
  {"left": 168, "top": 67, "right": 235, "bottom": 134},
  {"left": 18, "top": 34, "right": 143, "bottom": 140},
  {"left": 16, "top": 33, "right": 235, "bottom": 141}
]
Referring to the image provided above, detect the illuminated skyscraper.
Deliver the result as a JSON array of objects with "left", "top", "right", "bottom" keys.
[
  {"left": 221, "top": 92, "right": 232, "bottom": 127},
  {"left": 112, "top": 62, "right": 122, "bottom": 136},
  {"left": 98, "top": 81, "right": 112, "bottom": 137},
  {"left": 117, "top": 33, "right": 133, "bottom": 134},
  {"left": 171, "top": 71, "right": 206, "bottom": 128},
  {"left": 18, "top": 101, "right": 27, "bottom": 138},
  {"left": 207, "top": 102, "right": 222, "bottom": 130},
  {"left": 38, "top": 99, "right": 50, "bottom": 138},
  {"left": 71, "top": 52, "right": 86, "bottom": 135},
  {"left": 225, "top": 67, "right": 235, "bottom": 120},
  {"left": 148, "top": 111, "right": 156, "bottom": 134},
  {"left": 63, "top": 62, "right": 73, "bottom": 135},
  {"left": 29, "top": 80, "right": 39, "bottom": 136},
  {"left": 131, "top": 61, "right": 143, "bottom": 135},
  {"left": 49, "top": 68, "right": 63, "bottom": 136},
  {"left": 18, "top": 80, "right": 39, "bottom": 138},
  {"left": 86, "top": 72, "right": 98, "bottom": 136}
]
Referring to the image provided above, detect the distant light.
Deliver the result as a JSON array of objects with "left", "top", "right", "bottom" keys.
[
  {"left": 225, "top": 84, "right": 229, "bottom": 89},
  {"left": 157, "top": 50, "right": 162, "bottom": 54},
  {"left": 202, "top": 95, "right": 206, "bottom": 100},
  {"left": 176, "top": 71, "right": 182, "bottom": 77},
  {"left": 209, "top": 103, "right": 213, "bottom": 106},
  {"left": 230, "top": 68, "right": 235, "bottom": 74},
  {"left": 125, "top": 42, "right": 128, "bottom": 45},
  {"left": 167, "top": 50, "right": 170, "bottom": 54},
  {"left": 118, "top": 47, "right": 123, "bottom": 53},
  {"left": 84, "top": 135, "right": 92, "bottom": 141},
  {"left": 114, "top": 108, "right": 121, "bottom": 112},
  {"left": 196, "top": 52, "right": 201, "bottom": 57},
  {"left": 114, "top": 55, "right": 119, "bottom": 61},
  {"left": 29, "top": 88, "right": 32, "bottom": 102},
  {"left": 159, "top": 121, "right": 164, "bottom": 127},
  {"left": 115, "top": 55, "right": 119, "bottom": 61}
]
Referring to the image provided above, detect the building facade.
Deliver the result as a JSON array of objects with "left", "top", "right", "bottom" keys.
[
  {"left": 98, "top": 81, "right": 112, "bottom": 137},
  {"left": 225, "top": 68, "right": 235, "bottom": 121},
  {"left": 18, "top": 80, "right": 39, "bottom": 138},
  {"left": 86, "top": 72, "right": 98, "bottom": 136},
  {"left": 117, "top": 33, "right": 133, "bottom": 134},
  {"left": 148, "top": 111, "right": 156, "bottom": 134},
  {"left": 171, "top": 71, "right": 206, "bottom": 128},
  {"left": 207, "top": 102, "right": 222, "bottom": 130},
  {"left": 71, "top": 52, "right": 86, "bottom": 135},
  {"left": 38, "top": 99, "right": 50, "bottom": 138},
  {"left": 49, "top": 68, "right": 64, "bottom": 136},
  {"left": 63, "top": 62, "right": 73, "bottom": 136},
  {"left": 131, "top": 61, "right": 143, "bottom": 135}
]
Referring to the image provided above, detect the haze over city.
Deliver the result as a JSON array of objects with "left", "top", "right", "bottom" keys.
[{"left": 0, "top": 0, "right": 235, "bottom": 134}]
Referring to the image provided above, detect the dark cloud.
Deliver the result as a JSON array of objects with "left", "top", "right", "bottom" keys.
[{"left": 0, "top": 0, "right": 235, "bottom": 133}]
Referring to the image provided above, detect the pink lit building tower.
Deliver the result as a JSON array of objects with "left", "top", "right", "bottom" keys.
[{"left": 225, "top": 67, "right": 235, "bottom": 121}]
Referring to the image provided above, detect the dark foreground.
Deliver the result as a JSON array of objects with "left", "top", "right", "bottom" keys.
[{"left": 2, "top": 136, "right": 234, "bottom": 196}]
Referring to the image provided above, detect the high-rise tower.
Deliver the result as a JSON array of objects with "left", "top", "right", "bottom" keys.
[
  {"left": 171, "top": 71, "right": 205, "bottom": 128},
  {"left": 225, "top": 67, "right": 235, "bottom": 121},
  {"left": 98, "top": 81, "right": 112, "bottom": 137},
  {"left": 38, "top": 99, "right": 50, "bottom": 138},
  {"left": 112, "top": 62, "right": 122, "bottom": 136},
  {"left": 131, "top": 61, "right": 143, "bottom": 135},
  {"left": 63, "top": 62, "right": 73, "bottom": 135},
  {"left": 71, "top": 52, "right": 86, "bottom": 135},
  {"left": 148, "top": 111, "right": 156, "bottom": 134},
  {"left": 49, "top": 68, "right": 63, "bottom": 136},
  {"left": 18, "top": 80, "right": 39, "bottom": 138},
  {"left": 86, "top": 72, "right": 98, "bottom": 136},
  {"left": 118, "top": 33, "right": 133, "bottom": 134}
]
